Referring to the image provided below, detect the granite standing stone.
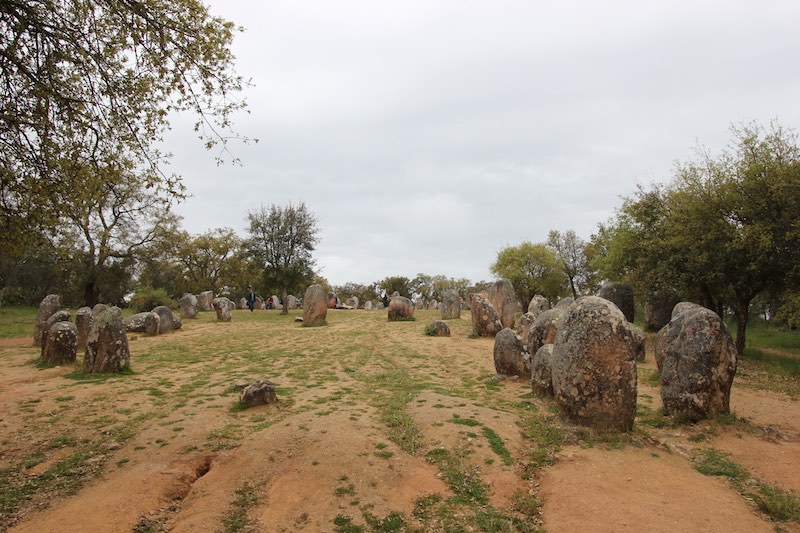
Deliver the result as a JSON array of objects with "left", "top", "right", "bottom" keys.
[{"left": 33, "top": 294, "right": 61, "bottom": 347}]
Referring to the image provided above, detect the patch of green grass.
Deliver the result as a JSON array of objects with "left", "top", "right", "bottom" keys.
[
  {"left": 221, "top": 482, "right": 260, "bottom": 533},
  {"left": 0, "top": 306, "right": 37, "bottom": 338},
  {"left": 519, "top": 409, "right": 563, "bottom": 472},
  {"left": 695, "top": 449, "right": 748, "bottom": 480},
  {"left": 207, "top": 424, "right": 242, "bottom": 451},
  {"left": 451, "top": 414, "right": 481, "bottom": 427},
  {"left": 752, "top": 483, "right": 800, "bottom": 521},
  {"left": 333, "top": 514, "right": 364, "bottom": 533},
  {"left": 425, "top": 448, "right": 488, "bottom": 505},
  {"left": 412, "top": 494, "right": 443, "bottom": 520},
  {"left": 742, "top": 347, "right": 800, "bottom": 376},
  {"left": 482, "top": 427, "right": 513, "bottom": 465},
  {"left": 745, "top": 324, "right": 800, "bottom": 355},
  {"left": 363, "top": 510, "right": 406, "bottom": 532}
]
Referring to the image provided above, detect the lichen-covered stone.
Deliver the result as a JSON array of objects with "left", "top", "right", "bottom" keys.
[
  {"left": 531, "top": 344, "right": 555, "bottom": 397},
  {"left": 644, "top": 290, "right": 681, "bottom": 332},
  {"left": 516, "top": 312, "right": 536, "bottom": 342},
  {"left": 527, "top": 295, "right": 550, "bottom": 317},
  {"left": 493, "top": 328, "right": 529, "bottom": 378},
  {"left": 441, "top": 289, "right": 462, "bottom": 320},
  {"left": 597, "top": 281, "right": 635, "bottom": 323},
  {"left": 40, "top": 310, "right": 71, "bottom": 355},
  {"left": 212, "top": 297, "right": 233, "bottom": 322},
  {"left": 197, "top": 291, "right": 214, "bottom": 310},
  {"left": 327, "top": 292, "right": 338, "bottom": 309},
  {"left": 75, "top": 307, "right": 93, "bottom": 349},
  {"left": 123, "top": 312, "right": 160, "bottom": 336},
  {"left": 427, "top": 320, "right": 451, "bottom": 337},
  {"left": 91, "top": 303, "right": 108, "bottom": 317},
  {"left": 659, "top": 307, "right": 737, "bottom": 422},
  {"left": 303, "top": 284, "right": 328, "bottom": 326},
  {"left": 286, "top": 295, "right": 300, "bottom": 310},
  {"left": 470, "top": 294, "right": 503, "bottom": 337},
  {"left": 488, "top": 279, "right": 516, "bottom": 329},
  {"left": 525, "top": 307, "right": 566, "bottom": 356},
  {"left": 33, "top": 294, "right": 61, "bottom": 347},
  {"left": 346, "top": 296, "right": 359, "bottom": 309},
  {"left": 179, "top": 293, "right": 198, "bottom": 319},
  {"left": 388, "top": 296, "right": 414, "bottom": 321},
  {"left": 552, "top": 296, "right": 638, "bottom": 432},
  {"left": 672, "top": 301, "right": 702, "bottom": 319},
  {"left": 42, "top": 321, "right": 78, "bottom": 365},
  {"left": 240, "top": 379, "right": 278, "bottom": 407},
  {"left": 555, "top": 297, "right": 574, "bottom": 309},
  {"left": 630, "top": 324, "right": 646, "bottom": 362},
  {"left": 654, "top": 302, "right": 704, "bottom": 372},
  {"left": 364, "top": 301, "right": 374, "bottom": 310},
  {"left": 84, "top": 306, "right": 130, "bottom": 373},
  {"left": 152, "top": 305, "right": 181, "bottom": 333}
]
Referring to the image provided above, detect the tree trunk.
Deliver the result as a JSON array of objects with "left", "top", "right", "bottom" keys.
[
  {"left": 569, "top": 277, "right": 578, "bottom": 299},
  {"left": 735, "top": 309, "right": 748, "bottom": 355},
  {"left": 84, "top": 279, "right": 98, "bottom": 308},
  {"left": 281, "top": 286, "right": 289, "bottom": 315}
]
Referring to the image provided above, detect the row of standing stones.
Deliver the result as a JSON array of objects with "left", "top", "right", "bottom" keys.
[{"left": 486, "top": 281, "right": 737, "bottom": 432}]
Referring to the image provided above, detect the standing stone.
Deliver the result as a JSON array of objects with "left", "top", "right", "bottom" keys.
[
  {"left": 75, "top": 307, "right": 93, "bottom": 349},
  {"left": 327, "top": 292, "right": 338, "bottom": 309},
  {"left": 441, "top": 289, "right": 462, "bottom": 320},
  {"left": 551, "top": 296, "right": 638, "bottom": 432},
  {"left": 91, "top": 303, "right": 108, "bottom": 317},
  {"left": 33, "top": 294, "right": 61, "bottom": 346},
  {"left": 659, "top": 307, "right": 737, "bottom": 422},
  {"left": 531, "top": 344, "right": 555, "bottom": 397},
  {"left": 212, "top": 297, "right": 233, "bottom": 322},
  {"left": 493, "top": 328, "right": 530, "bottom": 378},
  {"left": 123, "top": 312, "right": 160, "bottom": 336},
  {"left": 470, "top": 294, "right": 503, "bottom": 337},
  {"left": 630, "top": 324, "right": 646, "bottom": 362},
  {"left": 516, "top": 312, "right": 537, "bottom": 343},
  {"left": 654, "top": 302, "right": 704, "bottom": 372},
  {"left": 488, "top": 279, "right": 516, "bottom": 329},
  {"left": 527, "top": 295, "right": 550, "bottom": 318},
  {"left": 376, "top": 303, "right": 384, "bottom": 310},
  {"left": 152, "top": 305, "right": 181, "bottom": 333},
  {"left": 41, "top": 311, "right": 71, "bottom": 357},
  {"left": 286, "top": 295, "right": 300, "bottom": 310},
  {"left": 388, "top": 296, "right": 414, "bottom": 321},
  {"left": 426, "top": 320, "right": 451, "bottom": 337},
  {"left": 254, "top": 296, "right": 264, "bottom": 310},
  {"left": 179, "top": 293, "right": 198, "bottom": 319},
  {"left": 597, "top": 281, "right": 635, "bottom": 323},
  {"left": 644, "top": 290, "right": 681, "bottom": 332},
  {"left": 346, "top": 296, "right": 359, "bottom": 309},
  {"left": 525, "top": 307, "right": 566, "bottom": 357},
  {"left": 303, "top": 284, "right": 328, "bottom": 326},
  {"left": 84, "top": 306, "right": 130, "bottom": 373},
  {"left": 197, "top": 291, "right": 214, "bottom": 310},
  {"left": 672, "top": 301, "right": 702, "bottom": 319},
  {"left": 42, "top": 322, "right": 78, "bottom": 365},
  {"left": 364, "top": 301, "right": 374, "bottom": 311},
  {"left": 555, "top": 297, "right": 574, "bottom": 309},
  {"left": 239, "top": 297, "right": 248, "bottom": 309}
]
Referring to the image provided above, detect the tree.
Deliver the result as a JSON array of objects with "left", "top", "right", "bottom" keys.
[
  {"left": 490, "top": 242, "right": 564, "bottom": 307},
  {"left": 378, "top": 276, "right": 412, "bottom": 298},
  {"left": 174, "top": 228, "right": 243, "bottom": 295},
  {"left": 0, "top": 0, "right": 250, "bottom": 249},
  {"left": 246, "top": 203, "right": 320, "bottom": 314},
  {"left": 594, "top": 121, "right": 800, "bottom": 353},
  {"left": 547, "top": 229, "right": 592, "bottom": 298}
]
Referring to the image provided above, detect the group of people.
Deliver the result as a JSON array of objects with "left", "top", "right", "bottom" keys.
[{"left": 245, "top": 286, "right": 277, "bottom": 311}]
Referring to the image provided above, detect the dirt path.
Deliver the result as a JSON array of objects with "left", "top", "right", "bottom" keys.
[{"left": 1, "top": 309, "right": 798, "bottom": 532}]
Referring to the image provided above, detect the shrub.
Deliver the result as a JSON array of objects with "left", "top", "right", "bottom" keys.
[{"left": 129, "top": 287, "right": 174, "bottom": 312}]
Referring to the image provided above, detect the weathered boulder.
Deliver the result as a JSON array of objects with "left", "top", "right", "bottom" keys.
[
  {"left": 152, "top": 305, "right": 181, "bottom": 333},
  {"left": 654, "top": 302, "right": 704, "bottom": 371},
  {"left": 597, "top": 281, "right": 635, "bottom": 323},
  {"left": 42, "top": 321, "right": 78, "bottom": 365},
  {"left": 441, "top": 289, "right": 462, "bottom": 320},
  {"left": 179, "top": 293, "right": 198, "bottom": 319},
  {"left": 528, "top": 295, "right": 550, "bottom": 317},
  {"left": 470, "top": 294, "right": 503, "bottom": 337},
  {"left": 488, "top": 279, "right": 516, "bottom": 329},
  {"left": 525, "top": 307, "right": 566, "bottom": 357},
  {"left": 555, "top": 297, "right": 574, "bottom": 309},
  {"left": 254, "top": 296, "right": 264, "bottom": 310},
  {"left": 516, "top": 312, "right": 537, "bottom": 342},
  {"left": 427, "top": 320, "right": 451, "bottom": 337},
  {"left": 346, "top": 296, "right": 359, "bottom": 309},
  {"left": 75, "top": 307, "right": 93, "bottom": 349},
  {"left": 124, "top": 312, "right": 161, "bottom": 336},
  {"left": 197, "top": 290, "right": 214, "bottom": 310},
  {"left": 552, "top": 296, "right": 638, "bottom": 432},
  {"left": 630, "top": 324, "right": 646, "bottom": 362},
  {"left": 659, "top": 307, "right": 737, "bottom": 422},
  {"left": 84, "top": 306, "right": 130, "bottom": 373},
  {"left": 240, "top": 379, "right": 278, "bottom": 407},
  {"left": 33, "top": 294, "right": 61, "bottom": 346},
  {"left": 239, "top": 297, "right": 248, "bottom": 310},
  {"left": 286, "top": 295, "right": 300, "bottom": 310},
  {"left": 644, "top": 290, "right": 681, "bottom": 332},
  {"left": 212, "top": 297, "right": 233, "bottom": 322},
  {"left": 364, "top": 301, "right": 374, "bottom": 311},
  {"left": 303, "top": 284, "right": 328, "bottom": 326},
  {"left": 531, "top": 344, "right": 555, "bottom": 397},
  {"left": 41, "top": 310, "right": 71, "bottom": 355},
  {"left": 388, "top": 296, "right": 414, "bottom": 321},
  {"left": 376, "top": 303, "right": 385, "bottom": 310},
  {"left": 493, "top": 328, "right": 530, "bottom": 378}
]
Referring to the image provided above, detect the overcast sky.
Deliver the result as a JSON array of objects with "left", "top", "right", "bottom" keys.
[{"left": 166, "top": 1, "right": 800, "bottom": 287}]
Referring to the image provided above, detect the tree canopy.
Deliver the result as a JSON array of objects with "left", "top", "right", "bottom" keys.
[
  {"left": 490, "top": 242, "right": 564, "bottom": 307},
  {"left": 0, "top": 0, "right": 250, "bottom": 249}
]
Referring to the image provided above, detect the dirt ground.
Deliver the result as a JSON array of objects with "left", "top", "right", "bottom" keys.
[{"left": 1, "top": 309, "right": 798, "bottom": 532}]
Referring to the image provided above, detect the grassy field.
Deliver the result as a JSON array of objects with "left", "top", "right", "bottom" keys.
[{"left": 1, "top": 306, "right": 799, "bottom": 532}]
